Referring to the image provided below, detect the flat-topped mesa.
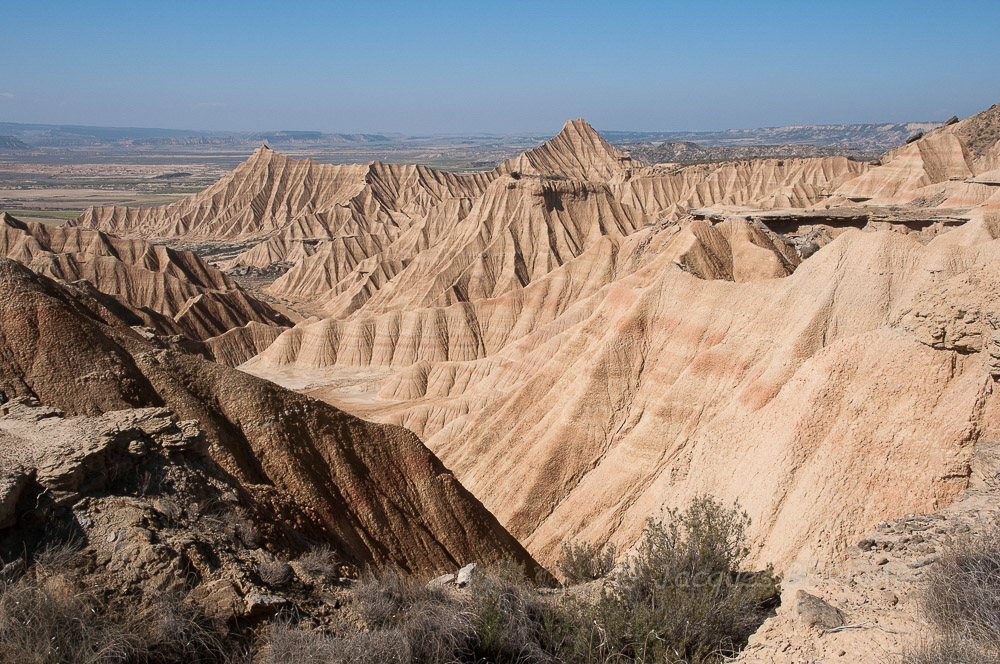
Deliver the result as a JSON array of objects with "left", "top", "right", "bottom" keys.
[{"left": 497, "top": 118, "right": 638, "bottom": 182}]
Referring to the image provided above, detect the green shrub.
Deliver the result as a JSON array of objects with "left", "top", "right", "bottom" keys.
[
  {"left": 256, "top": 497, "right": 778, "bottom": 663},
  {"left": 557, "top": 540, "right": 617, "bottom": 584},
  {"left": 594, "top": 496, "right": 780, "bottom": 663}
]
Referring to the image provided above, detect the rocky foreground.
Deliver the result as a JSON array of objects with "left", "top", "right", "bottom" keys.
[{"left": 737, "top": 447, "right": 1000, "bottom": 662}]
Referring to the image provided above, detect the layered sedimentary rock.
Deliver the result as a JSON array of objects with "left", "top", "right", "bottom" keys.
[
  {"left": 0, "top": 258, "right": 536, "bottom": 574},
  {"left": 421, "top": 219, "right": 1000, "bottom": 571},
  {"left": 832, "top": 103, "right": 1000, "bottom": 209},
  {"left": 69, "top": 104, "right": 1000, "bottom": 576},
  {"left": 497, "top": 118, "right": 639, "bottom": 181},
  {"left": 0, "top": 213, "right": 289, "bottom": 340},
  {"left": 73, "top": 148, "right": 371, "bottom": 239},
  {"left": 73, "top": 120, "right": 866, "bottom": 322},
  {"left": 205, "top": 321, "right": 290, "bottom": 367}
]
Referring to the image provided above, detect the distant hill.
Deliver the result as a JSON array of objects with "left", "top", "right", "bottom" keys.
[
  {"left": 619, "top": 140, "right": 882, "bottom": 165},
  {"left": 0, "top": 135, "right": 29, "bottom": 150},
  {"left": 0, "top": 122, "right": 392, "bottom": 148},
  {"left": 603, "top": 121, "right": 943, "bottom": 151},
  {"left": 0, "top": 120, "right": 944, "bottom": 154}
]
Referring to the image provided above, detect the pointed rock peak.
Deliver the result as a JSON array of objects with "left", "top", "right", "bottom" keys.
[
  {"left": 0, "top": 211, "right": 26, "bottom": 228},
  {"left": 561, "top": 117, "right": 598, "bottom": 134},
  {"left": 552, "top": 118, "right": 610, "bottom": 147},
  {"left": 499, "top": 117, "right": 635, "bottom": 181},
  {"left": 237, "top": 143, "right": 285, "bottom": 170}
]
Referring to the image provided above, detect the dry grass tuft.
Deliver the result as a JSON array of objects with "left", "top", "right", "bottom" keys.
[
  {"left": 259, "top": 497, "right": 777, "bottom": 664},
  {"left": 294, "top": 545, "right": 341, "bottom": 582},
  {"left": 903, "top": 518, "right": 1000, "bottom": 662},
  {"left": 257, "top": 560, "right": 295, "bottom": 588},
  {"left": 0, "top": 544, "right": 235, "bottom": 664}
]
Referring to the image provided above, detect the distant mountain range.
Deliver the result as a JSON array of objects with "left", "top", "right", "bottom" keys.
[
  {"left": 603, "top": 121, "right": 944, "bottom": 151},
  {"left": 0, "top": 122, "right": 396, "bottom": 148},
  {"left": 0, "top": 120, "right": 944, "bottom": 154},
  {"left": 618, "top": 141, "right": 886, "bottom": 165}
]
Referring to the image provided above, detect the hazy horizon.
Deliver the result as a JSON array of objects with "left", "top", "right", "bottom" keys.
[
  {"left": 0, "top": 115, "right": 952, "bottom": 137},
  {"left": 3, "top": 0, "right": 998, "bottom": 134}
]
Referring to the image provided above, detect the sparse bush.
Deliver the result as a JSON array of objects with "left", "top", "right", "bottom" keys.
[
  {"left": 4, "top": 498, "right": 778, "bottom": 664},
  {"left": 0, "top": 547, "right": 232, "bottom": 664},
  {"left": 294, "top": 545, "right": 342, "bottom": 582},
  {"left": 198, "top": 500, "right": 261, "bottom": 549},
  {"left": 258, "top": 560, "right": 295, "bottom": 587},
  {"left": 510, "top": 171, "right": 522, "bottom": 180},
  {"left": 352, "top": 569, "right": 411, "bottom": 626},
  {"left": 466, "top": 560, "right": 567, "bottom": 662},
  {"left": 352, "top": 570, "right": 475, "bottom": 662},
  {"left": 0, "top": 573, "right": 142, "bottom": 664},
  {"left": 594, "top": 496, "right": 780, "bottom": 663},
  {"left": 900, "top": 637, "right": 1000, "bottom": 664},
  {"left": 264, "top": 562, "right": 573, "bottom": 664},
  {"left": 226, "top": 508, "right": 263, "bottom": 549},
  {"left": 902, "top": 518, "right": 1000, "bottom": 662},
  {"left": 134, "top": 594, "right": 232, "bottom": 663},
  {"left": 557, "top": 540, "right": 617, "bottom": 584},
  {"left": 262, "top": 623, "right": 427, "bottom": 664},
  {"left": 256, "top": 497, "right": 778, "bottom": 664},
  {"left": 262, "top": 620, "right": 409, "bottom": 664}
]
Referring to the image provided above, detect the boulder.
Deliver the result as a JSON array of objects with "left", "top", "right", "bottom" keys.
[
  {"left": 189, "top": 579, "right": 242, "bottom": 622},
  {"left": 428, "top": 573, "right": 456, "bottom": 586},
  {"left": 456, "top": 562, "right": 476, "bottom": 587},
  {"left": 245, "top": 592, "right": 291, "bottom": 617},
  {"left": 795, "top": 590, "right": 846, "bottom": 630}
]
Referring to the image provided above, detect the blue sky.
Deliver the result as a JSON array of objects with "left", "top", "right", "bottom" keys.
[{"left": 1, "top": 0, "right": 997, "bottom": 134}]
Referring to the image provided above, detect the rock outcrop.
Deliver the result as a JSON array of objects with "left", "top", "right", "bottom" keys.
[
  {"left": 0, "top": 257, "right": 537, "bottom": 575},
  {"left": 831, "top": 103, "right": 1000, "bottom": 210},
  {"left": 0, "top": 397, "right": 351, "bottom": 624},
  {"left": 735, "top": 478, "right": 1000, "bottom": 662}
]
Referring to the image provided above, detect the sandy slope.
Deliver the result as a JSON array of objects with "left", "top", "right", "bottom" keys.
[{"left": 71, "top": 104, "right": 1000, "bottom": 578}]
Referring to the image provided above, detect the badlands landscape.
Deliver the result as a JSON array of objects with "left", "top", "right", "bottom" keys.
[{"left": 2, "top": 101, "right": 1000, "bottom": 662}]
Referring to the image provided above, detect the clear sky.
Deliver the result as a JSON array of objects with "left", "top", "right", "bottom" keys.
[{"left": 2, "top": 0, "right": 998, "bottom": 134}]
